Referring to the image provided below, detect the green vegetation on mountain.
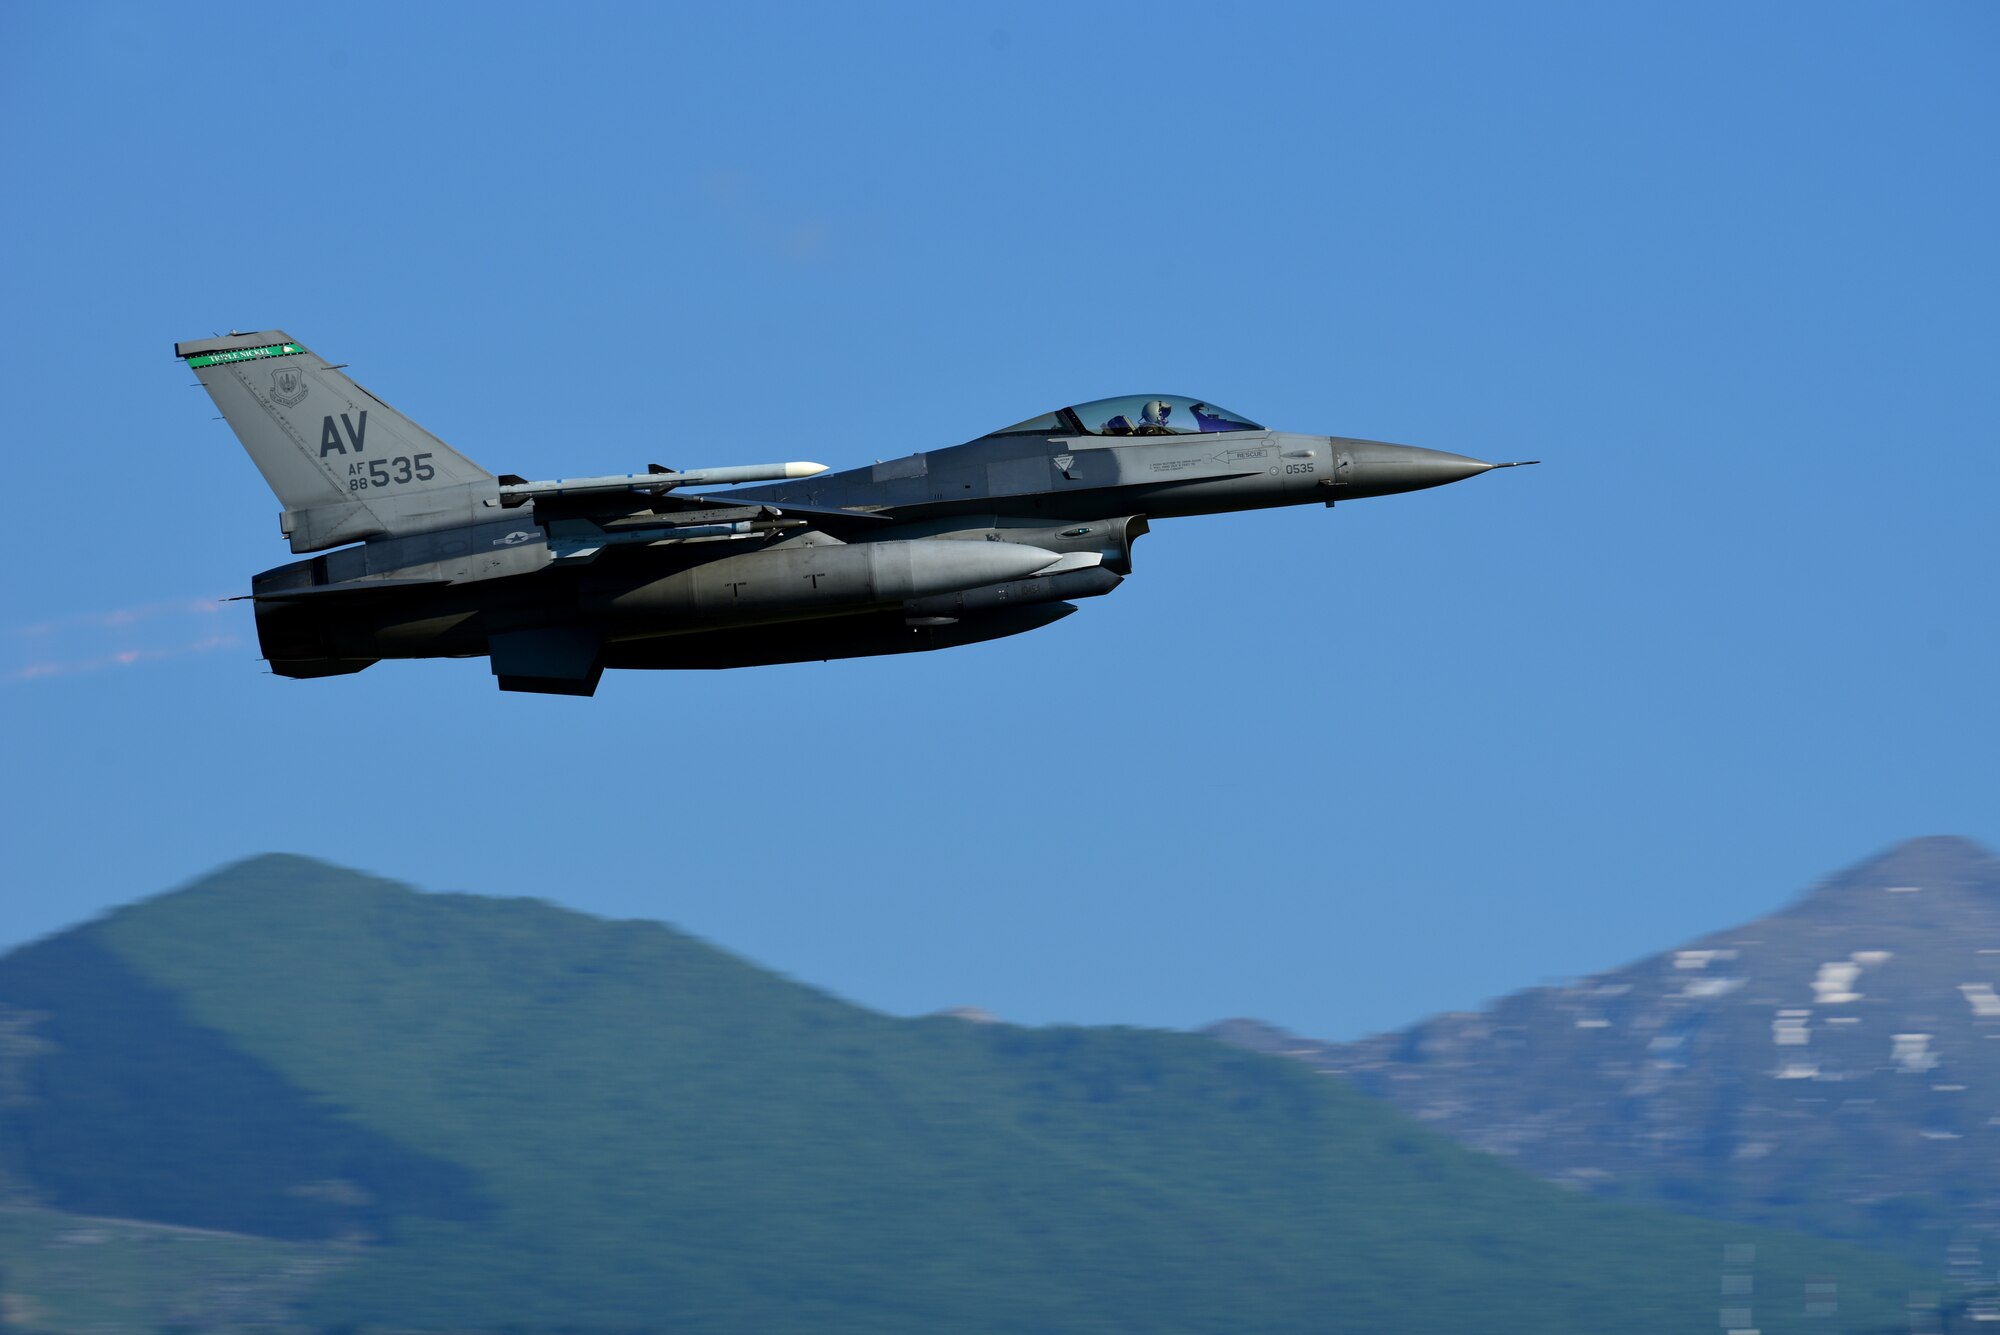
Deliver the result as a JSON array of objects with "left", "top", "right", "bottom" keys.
[
  {"left": 0, "top": 931, "right": 485, "bottom": 1240},
  {"left": 0, "top": 856, "right": 1939, "bottom": 1332}
]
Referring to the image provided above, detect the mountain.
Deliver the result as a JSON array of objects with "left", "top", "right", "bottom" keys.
[
  {"left": 1209, "top": 837, "right": 2000, "bottom": 1286},
  {"left": 0, "top": 856, "right": 1938, "bottom": 1333}
]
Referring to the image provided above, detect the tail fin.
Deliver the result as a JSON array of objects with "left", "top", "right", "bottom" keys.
[{"left": 176, "top": 331, "right": 495, "bottom": 552}]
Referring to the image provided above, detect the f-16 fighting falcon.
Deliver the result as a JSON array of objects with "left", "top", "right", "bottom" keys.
[{"left": 178, "top": 331, "right": 1535, "bottom": 696}]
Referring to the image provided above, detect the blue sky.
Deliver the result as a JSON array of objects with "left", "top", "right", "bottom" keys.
[{"left": 2, "top": 2, "right": 1994, "bottom": 1041}]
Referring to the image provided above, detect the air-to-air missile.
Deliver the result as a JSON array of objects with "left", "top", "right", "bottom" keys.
[{"left": 178, "top": 331, "right": 1535, "bottom": 696}]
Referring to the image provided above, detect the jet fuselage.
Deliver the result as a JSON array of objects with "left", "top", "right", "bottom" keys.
[{"left": 179, "top": 332, "right": 1525, "bottom": 695}]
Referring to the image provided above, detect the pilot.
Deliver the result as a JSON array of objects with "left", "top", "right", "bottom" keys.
[{"left": 1134, "top": 400, "right": 1175, "bottom": 436}]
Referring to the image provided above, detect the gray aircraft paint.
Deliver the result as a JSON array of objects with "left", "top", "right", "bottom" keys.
[{"left": 179, "top": 332, "right": 1533, "bottom": 696}]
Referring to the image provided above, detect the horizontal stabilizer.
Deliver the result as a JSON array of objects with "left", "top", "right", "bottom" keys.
[{"left": 237, "top": 578, "right": 452, "bottom": 603}]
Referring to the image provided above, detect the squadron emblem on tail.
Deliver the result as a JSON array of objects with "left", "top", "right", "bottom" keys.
[{"left": 270, "top": 366, "right": 308, "bottom": 407}]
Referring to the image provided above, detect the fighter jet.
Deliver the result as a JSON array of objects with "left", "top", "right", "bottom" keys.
[{"left": 178, "top": 331, "right": 1534, "bottom": 696}]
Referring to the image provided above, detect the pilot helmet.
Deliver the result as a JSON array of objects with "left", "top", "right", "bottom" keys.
[{"left": 1141, "top": 400, "right": 1173, "bottom": 427}]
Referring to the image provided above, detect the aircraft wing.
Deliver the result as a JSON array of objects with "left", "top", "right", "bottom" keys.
[
  {"left": 646, "top": 492, "right": 897, "bottom": 532},
  {"left": 502, "top": 479, "right": 893, "bottom": 534}
]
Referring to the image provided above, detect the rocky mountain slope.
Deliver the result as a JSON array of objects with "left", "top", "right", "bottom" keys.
[{"left": 1210, "top": 836, "right": 2000, "bottom": 1291}]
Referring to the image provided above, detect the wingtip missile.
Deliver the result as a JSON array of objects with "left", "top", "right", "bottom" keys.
[
  {"left": 672, "top": 461, "right": 828, "bottom": 487},
  {"left": 496, "top": 460, "right": 830, "bottom": 502}
]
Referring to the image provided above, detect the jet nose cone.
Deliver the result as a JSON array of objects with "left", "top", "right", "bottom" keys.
[
  {"left": 1415, "top": 447, "right": 1495, "bottom": 481},
  {"left": 1344, "top": 442, "right": 1496, "bottom": 497}
]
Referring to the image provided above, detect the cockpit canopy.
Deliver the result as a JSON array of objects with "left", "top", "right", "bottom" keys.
[{"left": 992, "top": 395, "right": 1264, "bottom": 439}]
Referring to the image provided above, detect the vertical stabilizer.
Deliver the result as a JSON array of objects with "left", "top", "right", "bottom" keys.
[{"left": 176, "top": 331, "right": 496, "bottom": 552}]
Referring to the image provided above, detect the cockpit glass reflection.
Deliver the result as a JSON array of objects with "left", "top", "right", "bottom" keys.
[{"left": 990, "top": 410, "right": 1069, "bottom": 435}]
